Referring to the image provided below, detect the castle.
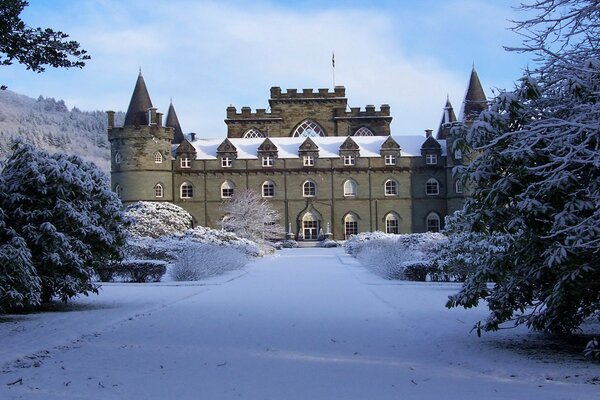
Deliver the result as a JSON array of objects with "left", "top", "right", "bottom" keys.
[{"left": 107, "top": 69, "right": 487, "bottom": 241}]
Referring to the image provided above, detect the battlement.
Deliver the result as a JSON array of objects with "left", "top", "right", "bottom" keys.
[
  {"left": 334, "top": 104, "right": 391, "bottom": 119},
  {"left": 270, "top": 86, "right": 346, "bottom": 100},
  {"left": 225, "top": 106, "right": 283, "bottom": 120}
]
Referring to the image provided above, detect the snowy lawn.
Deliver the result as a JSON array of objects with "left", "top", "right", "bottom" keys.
[{"left": 0, "top": 248, "right": 598, "bottom": 399}]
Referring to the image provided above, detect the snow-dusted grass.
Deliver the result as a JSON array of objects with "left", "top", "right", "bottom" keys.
[
  {"left": 347, "top": 232, "right": 446, "bottom": 280},
  {"left": 0, "top": 248, "right": 597, "bottom": 400}
]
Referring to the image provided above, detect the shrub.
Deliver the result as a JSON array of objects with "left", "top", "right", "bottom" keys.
[
  {"left": 584, "top": 338, "right": 599, "bottom": 360},
  {"left": 170, "top": 243, "right": 248, "bottom": 281},
  {"left": 280, "top": 240, "right": 298, "bottom": 248},
  {"left": 125, "top": 202, "right": 193, "bottom": 238},
  {"left": 321, "top": 239, "right": 340, "bottom": 248},
  {"left": 96, "top": 260, "right": 167, "bottom": 283}
]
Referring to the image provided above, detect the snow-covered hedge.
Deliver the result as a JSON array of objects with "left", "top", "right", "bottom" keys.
[
  {"left": 96, "top": 260, "right": 167, "bottom": 283},
  {"left": 170, "top": 243, "right": 248, "bottom": 281},
  {"left": 125, "top": 201, "right": 193, "bottom": 238},
  {"left": 347, "top": 232, "right": 446, "bottom": 280}
]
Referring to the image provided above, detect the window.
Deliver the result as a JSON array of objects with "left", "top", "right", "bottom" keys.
[
  {"left": 154, "top": 151, "right": 163, "bottom": 164},
  {"left": 454, "top": 149, "right": 462, "bottom": 160},
  {"left": 344, "top": 213, "right": 358, "bottom": 239},
  {"left": 262, "top": 181, "right": 274, "bottom": 197},
  {"left": 343, "top": 155, "right": 355, "bottom": 166},
  {"left": 426, "top": 154, "right": 438, "bottom": 165},
  {"left": 426, "top": 178, "right": 439, "bottom": 195},
  {"left": 303, "top": 181, "right": 316, "bottom": 197},
  {"left": 154, "top": 183, "right": 163, "bottom": 198},
  {"left": 114, "top": 152, "right": 121, "bottom": 164},
  {"left": 243, "top": 128, "right": 265, "bottom": 138},
  {"left": 426, "top": 212, "right": 441, "bottom": 233},
  {"left": 385, "top": 213, "right": 399, "bottom": 234},
  {"left": 455, "top": 180, "right": 463, "bottom": 194},
  {"left": 114, "top": 184, "right": 122, "bottom": 198},
  {"left": 181, "top": 157, "right": 191, "bottom": 168},
  {"left": 221, "top": 181, "right": 235, "bottom": 198},
  {"left": 343, "top": 179, "right": 357, "bottom": 197},
  {"left": 292, "top": 120, "right": 325, "bottom": 137},
  {"left": 303, "top": 155, "right": 314, "bottom": 166},
  {"left": 262, "top": 156, "right": 274, "bottom": 167},
  {"left": 354, "top": 127, "right": 374, "bottom": 136},
  {"left": 384, "top": 179, "right": 398, "bottom": 196},
  {"left": 180, "top": 182, "right": 193, "bottom": 199},
  {"left": 384, "top": 154, "right": 396, "bottom": 165},
  {"left": 221, "top": 157, "right": 232, "bottom": 168}
]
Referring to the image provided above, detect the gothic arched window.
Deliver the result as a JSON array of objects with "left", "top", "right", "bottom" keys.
[
  {"left": 384, "top": 179, "right": 398, "bottom": 196},
  {"left": 303, "top": 180, "right": 316, "bottom": 197},
  {"left": 180, "top": 182, "right": 193, "bottom": 199},
  {"left": 385, "top": 213, "right": 399, "bottom": 234},
  {"left": 426, "top": 178, "right": 440, "bottom": 195},
  {"left": 343, "top": 179, "right": 357, "bottom": 197},
  {"left": 344, "top": 213, "right": 359, "bottom": 239},
  {"left": 243, "top": 128, "right": 266, "bottom": 138},
  {"left": 426, "top": 212, "right": 441, "bottom": 232},
  {"left": 154, "top": 151, "right": 163, "bottom": 164},
  {"left": 353, "top": 127, "right": 374, "bottom": 136},
  {"left": 154, "top": 183, "right": 164, "bottom": 198},
  {"left": 292, "top": 120, "right": 325, "bottom": 137},
  {"left": 262, "top": 181, "right": 274, "bottom": 197}
]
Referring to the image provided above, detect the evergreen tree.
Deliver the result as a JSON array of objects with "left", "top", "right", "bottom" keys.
[
  {"left": 0, "top": 0, "right": 89, "bottom": 89},
  {"left": 445, "top": 0, "right": 600, "bottom": 337},
  {"left": 0, "top": 142, "right": 127, "bottom": 303}
]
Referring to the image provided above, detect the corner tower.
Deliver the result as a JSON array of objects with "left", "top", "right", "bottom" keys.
[{"left": 107, "top": 71, "right": 174, "bottom": 204}]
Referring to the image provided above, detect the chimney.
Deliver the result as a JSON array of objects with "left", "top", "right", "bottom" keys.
[
  {"left": 147, "top": 107, "right": 158, "bottom": 126},
  {"left": 156, "top": 112, "right": 163, "bottom": 127},
  {"left": 106, "top": 111, "right": 115, "bottom": 129},
  {"left": 190, "top": 132, "right": 196, "bottom": 141},
  {"left": 425, "top": 129, "right": 433, "bottom": 138}
]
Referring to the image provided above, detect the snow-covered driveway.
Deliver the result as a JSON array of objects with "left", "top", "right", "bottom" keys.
[{"left": 1, "top": 248, "right": 598, "bottom": 399}]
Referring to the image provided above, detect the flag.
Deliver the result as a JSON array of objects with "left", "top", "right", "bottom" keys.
[{"left": 332, "top": 52, "right": 335, "bottom": 68}]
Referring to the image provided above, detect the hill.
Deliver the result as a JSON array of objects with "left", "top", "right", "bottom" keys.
[{"left": 0, "top": 90, "right": 124, "bottom": 172}]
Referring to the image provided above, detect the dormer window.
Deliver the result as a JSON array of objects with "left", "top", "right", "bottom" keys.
[
  {"left": 262, "top": 156, "right": 274, "bottom": 167},
  {"left": 221, "top": 157, "right": 232, "bottom": 168},
  {"left": 181, "top": 157, "right": 191, "bottom": 168},
  {"left": 303, "top": 155, "right": 314, "bottom": 166},
  {"left": 426, "top": 154, "right": 438, "bottom": 165},
  {"left": 343, "top": 155, "right": 356, "bottom": 166},
  {"left": 384, "top": 155, "right": 396, "bottom": 165}
]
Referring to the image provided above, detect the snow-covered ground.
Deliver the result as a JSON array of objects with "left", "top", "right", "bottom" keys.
[{"left": 0, "top": 248, "right": 598, "bottom": 399}]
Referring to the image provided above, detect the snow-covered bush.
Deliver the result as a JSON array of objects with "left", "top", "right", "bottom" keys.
[
  {"left": 96, "top": 260, "right": 167, "bottom": 283},
  {"left": 321, "top": 239, "right": 340, "bottom": 248},
  {"left": 584, "top": 338, "right": 599, "bottom": 360},
  {"left": 170, "top": 243, "right": 248, "bottom": 281},
  {"left": 280, "top": 240, "right": 298, "bottom": 248},
  {"left": 0, "top": 142, "right": 127, "bottom": 304},
  {"left": 173, "top": 226, "right": 262, "bottom": 258},
  {"left": 351, "top": 232, "right": 446, "bottom": 280},
  {"left": 125, "top": 201, "right": 193, "bottom": 238}
]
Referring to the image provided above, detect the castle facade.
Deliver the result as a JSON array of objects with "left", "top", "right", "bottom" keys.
[{"left": 108, "top": 70, "right": 486, "bottom": 241}]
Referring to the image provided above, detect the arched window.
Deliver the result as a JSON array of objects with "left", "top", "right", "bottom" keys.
[
  {"left": 243, "top": 128, "right": 266, "bottom": 138},
  {"left": 455, "top": 180, "right": 463, "bottom": 194},
  {"left": 114, "top": 151, "right": 121, "bottom": 164},
  {"left": 353, "top": 127, "right": 374, "bottom": 136},
  {"left": 426, "top": 178, "right": 439, "bottom": 195},
  {"left": 154, "top": 183, "right": 163, "bottom": 198},
  {"left": 454, "top": 149, "right": 462, "bottom": 160},
  {"left": 292, "top": 120, "right": 325, "bottom": 137},
  {"left": 154, "top": 151, "right": 163, "bottom": 164},
  {"left": 180, "top": 182, "right": 193, "bottom": 199},
  {"left": 114, "top": 184, "right": 122, "bottom": 198},
  {"left": 303, "top": 180, "right": 316, "bottom": 197},
  {"left": 221, "top": 181, "right": 235, "bottom": 198},
  {"left": 385, "top": 213, "right": 399, "bottom": 234},
  {"left": 426, "top": 212, "right": 441, "bottom": 233},
  {"left": 343, "top": 179, "right": 357, "bottom": 197},
  {"left": 344, "top": 213, "right": 358, "bottom": 239},
  {"left": 384, "top": 179, "right": 398, "bottom": 196},
  {"left": 262, "top": 181, "right": 274, "bottom": 197}
]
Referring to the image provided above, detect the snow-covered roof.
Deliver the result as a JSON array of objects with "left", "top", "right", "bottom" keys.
[{"left": 183, "top": 135, "right": 446, "bottom": 160}]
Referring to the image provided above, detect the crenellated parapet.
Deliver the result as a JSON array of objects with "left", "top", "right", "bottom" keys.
[
  {"left": 334, "top": 104, "right": 391, "bottom": 120},
  {"left": 269, "top": 86, "right": 346, "bottom": 100},
  {"left": 225, "top": 106, "right": 283, "bottom": 121}
]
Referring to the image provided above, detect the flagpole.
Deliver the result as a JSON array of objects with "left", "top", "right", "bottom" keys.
[{"left": 332, "top": 52, "right": 336, "bottom": 88}]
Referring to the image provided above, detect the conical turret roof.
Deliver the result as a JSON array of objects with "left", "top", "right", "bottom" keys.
[
  {"left": 166, "top": 100, "right": 185, "bottom": 144},
  {"left": 436, "top": 96, "right": 457, "bottom": 140},
  {"left": 124, "top": 71, "right": 153, "bottom": 126},
  {"left": 460, "top": 66, "right": 487, "bottom": 121}
]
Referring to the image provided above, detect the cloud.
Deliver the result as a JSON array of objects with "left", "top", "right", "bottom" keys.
[{"left": 8, "top": 0, "right": 525, "bottom": 137}]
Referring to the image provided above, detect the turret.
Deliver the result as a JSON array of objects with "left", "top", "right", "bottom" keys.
[
  {"left": 123, "top": 70, "right": 153, "bottom": 126},
  {"left": 436, "top": 96, "right": 457, "bottom": 140},
  {"left": 166, "top": 100, "right": 185, "bottom": 144},
  {"left": 459, "top": 66, "right": 487, "bottom": 123}
]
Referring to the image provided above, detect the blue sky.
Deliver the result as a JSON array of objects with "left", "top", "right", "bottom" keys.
[{"left": 4, "top": 0, "right": 533, "bottom": 137}]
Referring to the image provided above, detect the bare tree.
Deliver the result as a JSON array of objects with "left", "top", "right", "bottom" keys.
[{"left": 221, "top": 189, "right": 285, "bottom": 242}]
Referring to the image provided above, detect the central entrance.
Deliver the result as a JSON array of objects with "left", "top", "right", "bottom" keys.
[{"left": 301, "top": 210, "right": 320, "bottom": 241}]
